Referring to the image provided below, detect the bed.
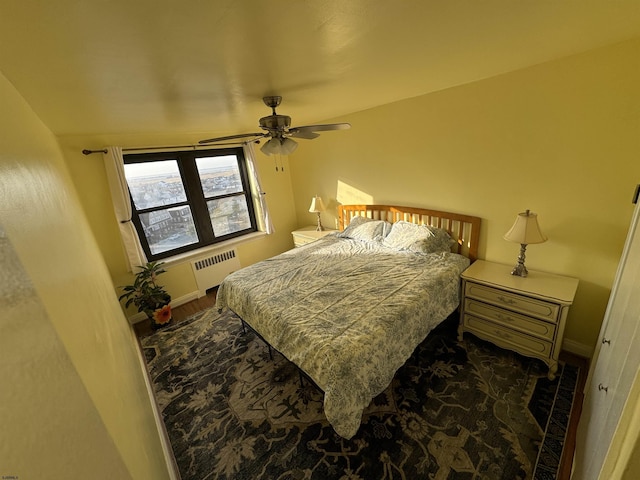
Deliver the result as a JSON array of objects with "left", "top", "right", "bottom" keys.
[{"left": 216, "top": 204, "right": 481, "bottom": 438}]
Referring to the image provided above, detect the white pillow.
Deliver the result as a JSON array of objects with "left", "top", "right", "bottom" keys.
[
  {"left": 338, "top": 216, "right": 392, "bottom": 242},
  {"left": 383, "top": 221, "right": 454, "bottom": 253}
]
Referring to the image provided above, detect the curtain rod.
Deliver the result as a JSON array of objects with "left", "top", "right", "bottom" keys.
[{"left": 82, "top": 140, "right": 259, "bottom": 155}]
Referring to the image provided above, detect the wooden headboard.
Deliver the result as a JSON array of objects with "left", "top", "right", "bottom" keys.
[{"left": 338, "top": 204, "right": 481, "bottom": 262}]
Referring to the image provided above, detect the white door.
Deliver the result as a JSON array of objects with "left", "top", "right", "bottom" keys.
[{"left": 573, "top": 197, "right": 640, "bottom": 479}]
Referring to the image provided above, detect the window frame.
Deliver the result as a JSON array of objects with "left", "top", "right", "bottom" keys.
[{"left": 123, "top": 147, "right": 258, "bottom": 261}]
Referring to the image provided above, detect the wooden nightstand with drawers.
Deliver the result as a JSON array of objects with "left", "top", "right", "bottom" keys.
[
  {"left": 458, "top": 260, "right": 579, "bottom": 380},
  {"left": 291, "top": 226, "right": 336, "bottom": 247}
]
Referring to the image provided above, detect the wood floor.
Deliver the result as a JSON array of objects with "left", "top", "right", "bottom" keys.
[
  {"left": 135, "top": 289, "right": 588, "bottom": 480},
  {"left": 133, "top": 289, "right": 218, "bottom": 338},
  {"left": 557, "top": 350, "right": 588, "bottom": 480}
]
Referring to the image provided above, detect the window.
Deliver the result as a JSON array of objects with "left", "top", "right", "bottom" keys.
[{"left": 123, "top": 147, "right": 257, "bottom": 260}]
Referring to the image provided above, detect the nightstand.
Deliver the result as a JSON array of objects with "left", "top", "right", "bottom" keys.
[
  {"left": 291, "top": 226, "right": 336, "bottom": 247},
  {"left": 458, "top": 260, "right": 579, "bottom": 380}
]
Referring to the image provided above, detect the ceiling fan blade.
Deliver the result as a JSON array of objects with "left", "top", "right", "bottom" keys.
[
  {"left": 289, "top": 130, "right": 320, "bottom": 139},
  {"left": 292, "top": 123, "right": 351, "bottom": 133},
  {"left": 198, "top": 132, "right": 266, "bottom": 145}
]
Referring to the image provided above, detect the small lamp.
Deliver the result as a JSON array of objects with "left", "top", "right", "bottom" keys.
[
  {"left": 308, "top": 196, "right": 326, "bottom": 231},
  {"left": 503, "top": 209, "right": 547, "bottom": 277}
]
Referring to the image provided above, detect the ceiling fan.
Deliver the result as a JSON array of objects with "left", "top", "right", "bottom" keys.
[{"left": 198, "top": 96, "right": 351, "bottom": 156}]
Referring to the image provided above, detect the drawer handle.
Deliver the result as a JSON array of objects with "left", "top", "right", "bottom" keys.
[
  {"left": 602, "top": 338, "right": 611, "bottom": 345},
  {"left": 495, "top": 313, "right": 515, "bottom": 322},
  {"left": 497, "top": 295, "right": 517, "bottom": 305},
  {"left": 598, "top": 383, "right": 609, "bottom": 393},
  {"left": 495, "top": 329, "right": 512, "bottom": 339}
]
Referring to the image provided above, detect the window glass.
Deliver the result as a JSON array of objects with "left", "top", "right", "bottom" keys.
[
  {"left": 196, "top": 155, "right": 243, "bottom": 197},
  {"left": 124, "top": 160, "right": 187, "bottom": 209},
  {"left": 207, "top": 196, "right": 252, "bottom": 236},
  {"left": 139, "top": 207, "right": 199, "bottom": 255}
]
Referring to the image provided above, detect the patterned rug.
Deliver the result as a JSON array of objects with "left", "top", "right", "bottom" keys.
[{"left": 140, "top": 309, "right": 579, "bottom": 480}]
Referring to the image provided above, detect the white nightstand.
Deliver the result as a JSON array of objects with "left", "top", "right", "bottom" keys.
[
  {"left": 291, "top": 226, "right": 336, "bottom": 247},
  {"left": 458, "top": 260, "right": 579, "bottom": 380}
]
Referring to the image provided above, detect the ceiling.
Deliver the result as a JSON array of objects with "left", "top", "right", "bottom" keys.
[{"left": 1, "top": 0, "right": 640, "bottom": 139}]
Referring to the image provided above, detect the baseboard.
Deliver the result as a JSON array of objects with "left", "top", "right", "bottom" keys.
[
  {"left": 128, "top": 291, "right": 200, "bottom": 325},
  {"left": 130, "top": 328, "right": 182, "bottom": 480},
  {"left": 562, "top": 338, "right": 593, "bottom": 359}
]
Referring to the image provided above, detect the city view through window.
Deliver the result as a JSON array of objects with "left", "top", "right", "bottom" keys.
[{"left": 124, "top": 153, "right": 253, "bottom": 256}]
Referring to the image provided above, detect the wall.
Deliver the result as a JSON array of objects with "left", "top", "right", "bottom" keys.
[
  {"left": 289, "top": 38, "right": 640, "bottom": 353},
  {"left": 58, "top": 135, "right": 298, "bottom": 316},
  {"left": 0, "top": 72, "right": 170, "bottom": 478}
]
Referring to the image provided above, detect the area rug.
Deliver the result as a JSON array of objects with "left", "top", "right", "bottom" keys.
[{"left": 140, "top": 308, "right": 579, "bottom": 480}]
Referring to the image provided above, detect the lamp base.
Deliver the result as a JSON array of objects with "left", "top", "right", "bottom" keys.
[
  {"left": 315, "top": 212, "right": 324, "bottom": 232},
  {"left": 510, "top": 244, "right": 528, "bottom": 277},
  {"left": 510, "top": 263, "right": 528, "bottom": 277}
]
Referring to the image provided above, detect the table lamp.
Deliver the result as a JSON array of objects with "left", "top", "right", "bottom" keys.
[
  {"left": 503, "top": 209, "right": 547, "bottom": 277},
  {"left": 308, "top": 196, "right": 326, "bottom": 231}
]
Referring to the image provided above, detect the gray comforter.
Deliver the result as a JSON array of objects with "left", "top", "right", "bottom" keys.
[{"left": 215, "top": 235, "right": 470, "bottom": 438}]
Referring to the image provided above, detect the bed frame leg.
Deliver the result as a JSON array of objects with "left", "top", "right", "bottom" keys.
[
  {"left": 268, "top": 344, "right": 273, "bottom": 360},
  {"left": 240, "top": 319, "right": 247, "bottom": 335},
  {"left": 299, "top": 369, "right": 305, "bottom": 387}
]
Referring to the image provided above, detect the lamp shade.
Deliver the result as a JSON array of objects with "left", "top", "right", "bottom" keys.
[
  {"left": 308, "top": 196, "right": 326, "bottom": 213},
  {"left": 503, "top": 210, "right": 547, "bottom": 245},
  {"left": 260, "top": 137, "right": 298, "bottom": 156},
  {"left": 279, "top": 137, "right": 298, "bottom": 155},
  {"left": 260, "top": 138, "right": 280, "bottom": 156}
]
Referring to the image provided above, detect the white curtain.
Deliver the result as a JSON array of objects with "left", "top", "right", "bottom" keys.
[
  {"left": 102, "top": 147, "right": 147, "bottom": 271},
  {"left": 244, "top": 142, "right": 274, "bottom": 234}
]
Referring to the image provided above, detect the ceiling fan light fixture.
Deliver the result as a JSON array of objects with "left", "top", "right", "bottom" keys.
[
  {"left": 260, "top": 138, "right": 279, "bottom": 155},
  {"left": 260, "top": 137, "right": 298, "bottom": 156},
  {"left": 280, "top": 137, "right": 298, "bottom": 155}
]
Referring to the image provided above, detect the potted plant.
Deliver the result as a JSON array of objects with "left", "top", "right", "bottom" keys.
[{"left": 119, "top": 261, "right": 172, "bottom": 329}]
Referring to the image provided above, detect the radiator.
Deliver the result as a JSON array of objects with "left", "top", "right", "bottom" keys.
[{"left": 190, "top": 249, "right": 241, "bottom": 297}]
